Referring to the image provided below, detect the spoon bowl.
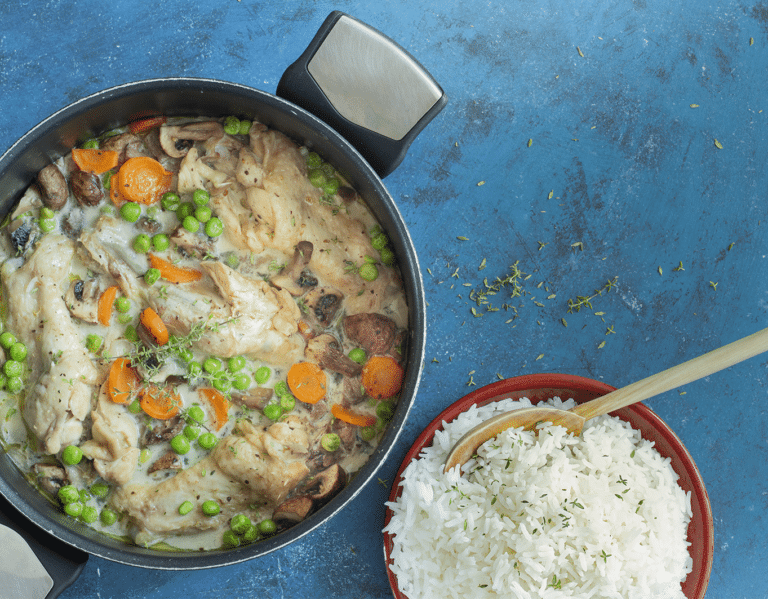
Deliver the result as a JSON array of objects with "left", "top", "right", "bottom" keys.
[{"left": 445, "top": 326, "right": 768, "bottom": 472}]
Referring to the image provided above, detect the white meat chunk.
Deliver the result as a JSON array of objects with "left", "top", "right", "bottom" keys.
[
  {"left": 2, "top": 234, "right": 100, "bottom": 454},
  {"left": 110, "top": 418, "right": 310, "bottom": 544},
  {"left": 177, "top": 147, "right": 231, "bottom": 193},
  {"left": 80, "top": 381, "right": 140, "bottom": 485}
]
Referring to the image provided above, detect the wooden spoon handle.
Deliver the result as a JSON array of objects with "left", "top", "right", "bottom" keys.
[{"left": 572, "top": 326, "right": 768, "bottom": 421}]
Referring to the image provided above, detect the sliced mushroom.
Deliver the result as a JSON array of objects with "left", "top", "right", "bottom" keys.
[
  {"left": 337, "top": 186, "right": 358, "bottom": 204},
  {"left": 299, "top": 464, "right": 347, "bottom": 505},
  {"left": 8, "top": 219, "right": 39, "bottom": 255},
  {"left": 343, "top": 313, "right": 397, "bottom": 355},
  {"left": 100, "top": 132, "right": 143, "bottom": 166},
  {"left": 142, "top": 416, "right": 184, "bottom": 445},
  {"left": 271, "top": 241, "right": 315, "bottom": 296},
  {"left": 64, "top": 278, "right": 101, "bottom": 324},
  {"left": 70, "top": 169, "right": 104, "bottom": 206},
  {"left": 272, "top": 495, "right": 314, "bottom": 525},
  {"left": 304, "top": 334, "right": 362, "bottom": 377},
  {"left": 170, "top": 224, "right": 214, "bottom": 258},
  {"left": 230, "top": 387, "right": 274, "bottom": 410},
  {"left": 135, "top": 216, "right": 162, "bottom": 235},
  {"left": 37, "top": 164, "right": 69, "bottom": 210},
  {"left": 147, "top": 450, "right": 183, "bottom": 474},
  {"left": 159, "top": 122, "right": 225, "bottom": 159},
  {"left": 33, "top": 463, "right": 68, "bottom": 496},
  {"left": 305, "top": 287, "right": 344, "bottom": 327}
]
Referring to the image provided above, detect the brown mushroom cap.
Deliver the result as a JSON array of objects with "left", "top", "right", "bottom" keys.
[
  {"left": 159, "top": 122, "right": 225, "bottom": 159},
  {"left": 272, "top": 495, "right": 314, "bottom": 524},
  {"left": 37, "top": 164, "right": 69, "bottom": 210},
  {"left": 343, "top": 313, "right": 398, "bottom": 355}
]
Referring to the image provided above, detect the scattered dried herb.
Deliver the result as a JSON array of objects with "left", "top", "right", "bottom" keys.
[{"left": 714, "top": 139, "right": 724, "bottom": 149}]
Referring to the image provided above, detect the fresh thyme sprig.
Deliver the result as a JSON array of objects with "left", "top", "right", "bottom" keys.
[{"left": 565, "top": 276, "right": 618, "bottom": 314}]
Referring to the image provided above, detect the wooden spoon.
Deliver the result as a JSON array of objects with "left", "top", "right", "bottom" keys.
[{"left": 444, "top": 327, "right": 768, "bottom": 473}]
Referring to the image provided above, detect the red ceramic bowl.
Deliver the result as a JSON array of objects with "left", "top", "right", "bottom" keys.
[{"left": 384, "top": 374, "right": 714, "bottom": 599}]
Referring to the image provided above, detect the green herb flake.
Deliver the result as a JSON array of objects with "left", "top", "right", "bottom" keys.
[
  {"left": 479, "top": 258, "right": 487, "bottom": 271},
  {"left": 598, "top": 340, "right": 606, "bottom": 349},
  {"left": 457, "top": 236, "right": 469, "bottom": 241},
  {"left": 548, "top": 190, "right": 554, "bottom": 200},
  {"left": 577, "top": 46, "right": 584, "bottom": 57},
  {"left": 673, "top": 261, "right": 685, "bottom": 272},
  {"left": 657, "top": 266, "right": 663, "bottom": 276},
  {"left": 527, "top": 138, "right": 533, "bottom": 147},
  {"left": 714, "top": 139, "right": 724, "bottom": 149},
  {"left": 690, "top": 103, "right": 699, "bottom": 108},
  {"left": 709, "top": 281, "right": 718, "bottom": 290}
]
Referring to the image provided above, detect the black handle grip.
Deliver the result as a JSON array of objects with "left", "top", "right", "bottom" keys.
[{"left": 277, "top": 11, "right": 446, "bottom": 178}]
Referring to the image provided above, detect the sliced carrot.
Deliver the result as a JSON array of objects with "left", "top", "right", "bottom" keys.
[
  {"left": 72, "top": 148, "right": 119, "bottom": 175},
  {"left": 361, "top": 356, "right": 405, "bottom": 400},
  {"left": 97, "top": 285, "right": 119, "bottom": 326},
  {"left": 198, "top": 388, "right": 231, "bottom": 431},
  {"left": 114, "top": 156, "right": 172, "bottom": 205},
  {"left": 139, "top": 384, "right": 181, "bottom": 420},
  {"left": 331, "top": 404, "right": 376, "bottom": 428},
  {"left": 287, "top": 362, "right": 327, "bottom": 404},
  {"left": 148, "top": 254, "right": 203, "bottom": 284},
  {"left": 128, "top": 116, "right": 167, "bottom": 134},
  {"left": 109, "top": 170, "right": 122, "bottom": 204},
  {"left": 107, "top": 357, "right": 139, "bottom": 405},
  {"left": 139, "top": 307, "right": 169, "bottom": 346}
]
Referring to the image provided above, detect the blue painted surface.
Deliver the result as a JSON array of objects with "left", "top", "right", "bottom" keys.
[{"left": 1, "top": 0, "right": 767, "bottom": 597}]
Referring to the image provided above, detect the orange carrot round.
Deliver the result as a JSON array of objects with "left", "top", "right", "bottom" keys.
[
  {"left": 109, "top": 170, "right": 122, "bottom": 204},
  {"left": 97, "top": 285, "right": 119, "bottom": 326},
  {"left": 72, "top": 148, "right": 119, "bottom": 175},
  {"left": 139, "top": 385, "right": 181, "bottom": 420},
  {"left": 107, "top": 357, "right": 139, "bottom": 405},
  {"left": 331, "top": 404, "right": 377, "bottom": 428},
  {"left": 361, "top": 356, "right": 405, "bottom": 400},
  {"left": 287, "top": 362, "right": 327, "bottom": 404},
  {"left": 128, "top": 116, "right": 167, "bottom": 134},
  {"left": 139, "top": 307, "right": 169, "bottom": 346},
  {"left": 198, "top": 388, "right": 231, "bottom": 431},
  {"left": 148, "top": 254, "right": 203, "bottom": 283},
  {"left": 115, "top": 156, "right": 172, "bottom": 205}
]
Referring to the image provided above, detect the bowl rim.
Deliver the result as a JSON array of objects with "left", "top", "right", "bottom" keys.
[{"left": 383, "top": 373, "right": 714, "bottom": 599}]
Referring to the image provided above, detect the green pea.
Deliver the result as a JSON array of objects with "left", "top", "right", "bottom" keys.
[
  {"left": 82, "top": 138, "right": 99, "bottom": 150},
  {"left": 171, "top": 434, "right": 191, "bottom": 455},
  {"left": 100, "top": 508, "right": 118, "bottom": 526},
  {"left": 376, "top": 401, "right": 395, "bottom": 421},
  {"left": 212, "top": 373, "right": 233, "bottom": 394},
  {"left": 9, "top": 341, "right": 27, "bottom": 362},
  {"left": 203, "top": 356, "right": 222, "bottom": 374},
  {"left": 102, "top": 171, "right": 113, "bottom": 190},
  {"left": 227, "top": 356, "right": 246, "bottom": 373},
  {"left": 238, "top": 120, "right": 252, "bottom": 135},
  {"left": 40, "top": 207, "right": 55, "bottom": 219},
  {"left": 348, "top": 348, "right": 366, "bottom": 364},
  {"left": 232, "top": 373, "right": 250, "bottom": 391},
  {"left": 230, "top": 514, "right": 251, "bottom": 534},
  {"left": 202, "top": 500, "right": 220, "bottom": 517},
  {"left": 358, "top": 262, "right": 379, "bottom": 282},
  {"left": 120, "top": 202, "right": 141, "bottom": 223},
  {"left": 321, "top": 433, "right": 341, "bottom": 452},
  {"left": 152, "top": 233, "right": 170, "bottom": 252},
  {"left": 273, "top": 381, "right": 289, "bottom": 397},
  {"left": 306, "top": 152, "right": 322, "bottom": 168},
  {"left": 187, "top": 405, "right": 205, "bottom": 424},
  {"left": 139, "top": 448, "right": 152, "bottom": 464},
  {"left": 379, "top": 247, "right": 395, "bottom": 266},
  {"left": 222, "top": 530, "right": 241, "bottom": 548},
  {"left": 205, "top": 217, "right": 223, "bottom": 238},
  {"left": 183, "top": 424, "right": 201, "bottom": 441},
  {"left": 308, "top": 168, "right": 326, "bottom": 188},
  {"left": 323, "top": 178, "right": 340, "bottom": 196},
  {"left": 5, "top": 376, "right": 22, "bottom": 394},
  {"left": 257, "top": 518, "right": 276, "bottom": 535},
  {"left": 242, "top": 524, "right": 260, "bottom": 543},
  {"left": 0, "top": 332, "right": 16, "bottom": 349},
  {"left": 58, "top": 485, "right": 80, "bottom": 505},
  {"left": 128, "top": 398, "right": 142, "bottom": 414},
  {"left": 133, "top": 234, "right": 151, "bottom": 253},
  {"left": 176, "top": 202, "right": 195, "bottom": 221},
  {"left": 114, "top": 296, "right": 131, "bottom": 314},
  {"left": 371, "top": 232, "right": 389, "bottom": 251},
  {"left": 146, "top": 206, "right": 160, "bottom": 221},
  {"left": 182, "top": 215, "right": 200, "bottom": 233},
  {"left": 144, "top": 268, "right": 161, "bottom": 286},
  {"left": 64, "top": 502, "right": 83, "bottom": 518},
  {"left": 3, "top": 360, "right": 22, "bottom": 378},
  {"left": 188, "top": 361, "right": 203, "bottom": 378},
  {"left": 223, "top": 116, "right": 241, "bottom": 135},
  {"left": 161, "top": 192, "right": 181, "bottom": 211},
  {"left": 90, "top": 482, "right": 109, "bottom": 498},
  {"left": 39, "top": 218, "right": 56, "bottom": 233},
  {"left": 80, "top": 505, "right": 99, "bottom": 524},
  {"left": 280, "top": 394, "right": 296, "bottom": 412},
  {"left": 360, "top": 425, "right": 377, "bottom": 442},
  {"left": 320, "top": 163, "right": 335, "bottom": 177},
  {"left": 178, "top": 500, "right": 194, "bottom": 516},
  {"left": 117, "top": 313, "right": 133, "bottom": 325},
  {"left": 194, "top": 206, "right": 212, "bottom": 223},
  {"left": 254, "top": 366, "right": 271, "bottom": 385},
  {"left": 263, "top": 403, "right": 282, "bottom": 421},
  {"left": 61, "top": 445, "right": 83, "bottom": 465},
  {"left": 198, "top": 432, "right": 217, "bottom": 450},
  {"left": 124, "top": 324, "right": 139, "bottom": 343}
]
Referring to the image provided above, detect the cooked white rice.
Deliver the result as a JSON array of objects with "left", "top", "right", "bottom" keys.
[{"left": 384, "top": 397, "right": 693, "bottom": 599}]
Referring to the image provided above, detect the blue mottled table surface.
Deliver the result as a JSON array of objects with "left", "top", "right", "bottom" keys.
[{"left": 1, "top": 0, "right": 766, "bottom": 597}]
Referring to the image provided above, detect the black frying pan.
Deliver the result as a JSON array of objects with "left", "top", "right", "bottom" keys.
[{"left": 0, "top": 11, "right": 443, "bottom": 573}]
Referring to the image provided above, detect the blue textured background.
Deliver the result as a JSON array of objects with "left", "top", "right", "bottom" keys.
[{"left": 2, "top": 0, "right": 767, "bottom": 597}]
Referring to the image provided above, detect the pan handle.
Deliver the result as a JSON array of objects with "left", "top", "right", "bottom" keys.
[{"left": 277, "top": 11, "right": 446, "bottom": 178}]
